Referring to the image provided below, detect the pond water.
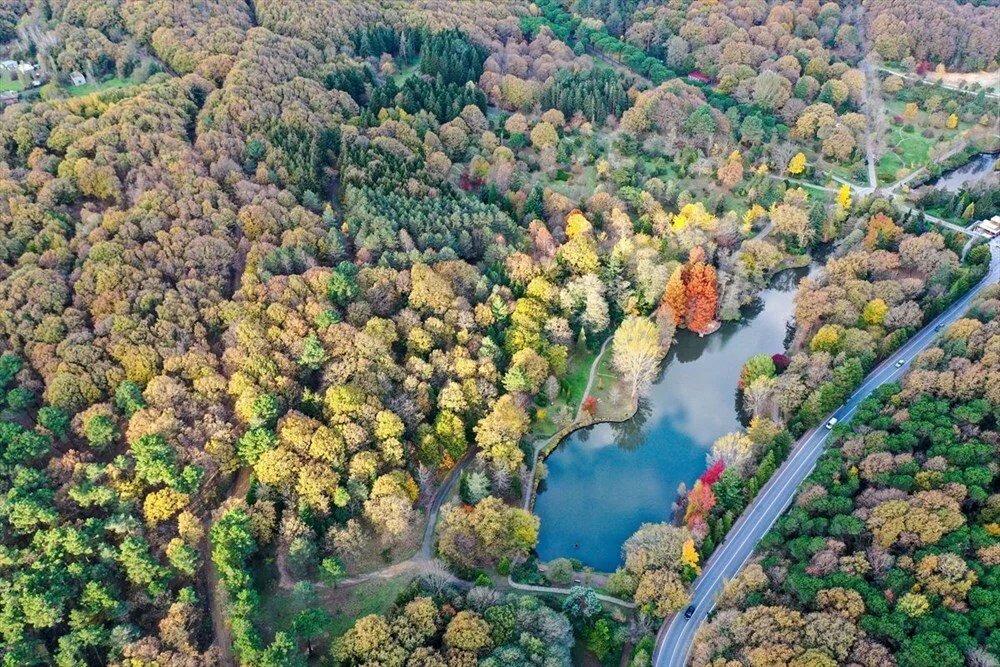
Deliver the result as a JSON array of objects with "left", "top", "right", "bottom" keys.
[
  {"left": 533, "top": 263, "right": 818, "bottom": 571},
  {"left": 930, "top": 152, "right": 999, "bottom": 192}
]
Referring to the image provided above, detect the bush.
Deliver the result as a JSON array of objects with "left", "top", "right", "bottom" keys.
[{"left": 546, "top": 558, "right": 575, "bottom": 585}]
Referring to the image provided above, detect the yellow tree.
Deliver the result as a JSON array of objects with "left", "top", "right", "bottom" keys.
[
  {"left": 787, "top": 152, "right": 807, "bottom": 175},
  {"left": 681, "top": 538, "right": 701, "bottom": 574},
  {"left": 612, "top": 316, "right": 665, "bottom": 398},
  {"left": 837, "top": 184, "right": 852, "bottom": 211}
]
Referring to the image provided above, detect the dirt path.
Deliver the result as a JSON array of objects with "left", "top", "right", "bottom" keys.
[
  {"left": 876, "top": 65, "right": 1000, "bottom": 99},
  {"left": 860, "top": 59, "right": 880, "bottom": 190},
  {"left": 419, "top": 447, "right": 475, "bottom": 559},
  {"left": 576, "top": 336, "right": 615, "bottom": 420},
  {"left": 206, "top": 468, "right": 252, "bottom": 667}
]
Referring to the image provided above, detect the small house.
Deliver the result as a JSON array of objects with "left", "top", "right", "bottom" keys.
[
  {"left": 0, "top": 60, "right": 17, "bottom": 71},
  {"left": 69, "top": 71, "right": 86, "bottom": 87},
  {"left": 17, "top": 62, "right": 35, "bottom": 74},
  {"left": 0, "top": 91, "right": 18, "bottom": 105},
  {"left": 975, "top": 217, "right": 1000, "bottom": 238}
]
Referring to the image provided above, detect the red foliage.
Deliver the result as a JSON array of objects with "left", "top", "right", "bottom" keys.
[
  {"left": 771, "top": 353, "right": 790, "bottom": 371},
  {"left": 684, "top": 480, "right": 717, "bottom": 527},
  {"left": 685, "top": 261, "right": 718, "bottom": 334},
  {"left": 582, "top": 396, "right": 598, "bottom": 417},
  {"left": 700, "top": 460, "right": 725, "bottom": 486}
]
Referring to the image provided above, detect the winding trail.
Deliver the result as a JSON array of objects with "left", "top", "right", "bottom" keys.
[
  {"left": 208, "top": 334, "right": 625, "bottom": 665},
  {"left": 206, "top": 468, "right": 251, "bottom": 667}
]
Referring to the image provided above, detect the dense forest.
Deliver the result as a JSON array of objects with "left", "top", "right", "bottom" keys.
[
  {"left": 0, "top": 0, "right": 997, "bottom": 664},
  {"left": 695, "top": 286, "right": 1000, "bottom": 666}
]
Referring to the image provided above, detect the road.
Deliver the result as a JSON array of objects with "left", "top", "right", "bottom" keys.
[
  {"left": 875, "top": 65, "right": 1000, "bottom": 100},
  {"left": 654, "top": 239, "right": 1000, "bottom": 667}
]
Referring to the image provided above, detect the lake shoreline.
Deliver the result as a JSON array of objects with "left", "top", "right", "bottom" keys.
[{"left": 530, "top": 258, "right": 820, "bottom": 570}]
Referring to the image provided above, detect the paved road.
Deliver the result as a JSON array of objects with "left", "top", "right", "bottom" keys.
[
  {"left": 507, "top": 576, "right": 636, "bottom": 608},
  {"left": 654, "top": 239, "right": 1000, "bottom": 667},
  {"left": 875, "top": 65, "right": 1000, "bottom": 100}
]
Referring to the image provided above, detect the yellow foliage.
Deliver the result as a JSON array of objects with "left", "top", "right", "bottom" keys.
[
  {"left": 743, "top": 204, "right": 765, "bottom": 227},
  {"left": 787, "top": 152, "right": 807, "bottom": 175},
  {"left": 144, "top": 488, "right": 190, "bottom": 527},
  {"left": 837, "top": 184, "right": 852, "bottom": 210},
  {"left": 565, "top": 210, "right": 593, "bottom": 239},
  {"left": 947, "top": 113, "right": 958, "bottom": 129},
  {"left": 681, "top": 538, "right": 701, "bottom": 574},
  {"left": 672, "top": 202, "right": 716, "bottom": 231}
]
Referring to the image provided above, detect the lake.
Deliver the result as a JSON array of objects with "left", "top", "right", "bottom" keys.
[
  {"left": 533, "top": 263, "right": 817, "bottom": 571},
  {"left": 930, "top": 152, "right": 999, "bottom": 192}
]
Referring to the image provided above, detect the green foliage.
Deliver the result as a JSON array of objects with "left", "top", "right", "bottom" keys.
[
  {"left": 699, "top": 289, "right": 1000, "bottom": 663},
  {"left": 418, "top": 30, "right": 487, "bottom": 86}
]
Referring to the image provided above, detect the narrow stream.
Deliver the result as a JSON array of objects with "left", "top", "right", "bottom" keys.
[{"left": 533, "top": 263, "right": 818, "bottom": 571}]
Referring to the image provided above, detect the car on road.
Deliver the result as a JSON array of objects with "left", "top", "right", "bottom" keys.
[
  {"left": 684, "top": 605, "right": 696, "bottom": 619},
  {"left": 895, "top": 359, "right": 905, "bottom": 368},
  {"left": 935, "top": 323, "right": 945, "bottom": 331},
  {"left": 825, "top": 417, "right": 838, "bottom": 430}
]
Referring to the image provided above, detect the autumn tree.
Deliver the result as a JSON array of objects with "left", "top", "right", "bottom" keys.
[{"left": 612, "top": 316, "right": 666, "bottom": 398}]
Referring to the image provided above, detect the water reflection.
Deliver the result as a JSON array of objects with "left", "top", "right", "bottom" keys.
[
  {"left": 930, "top": 153, "right": 999, "bottom": 193},
  {"left": 533, "top": 263, "right": 818, "bottom": 570}
]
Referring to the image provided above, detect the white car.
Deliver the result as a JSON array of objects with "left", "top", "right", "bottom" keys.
[
  {"left": 825, "top": 417, "right": 838, "bottom": 430},
  {"left": 895, "top": 359, "right": 905, "bottom": 368}
]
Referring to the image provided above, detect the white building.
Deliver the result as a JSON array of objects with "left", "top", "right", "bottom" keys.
[
  {"left": 0, "top": 60, "right": 17, "bottom": 71},
  {"left": 69, "top": 71, "right": 86, "bottom": 87},
  {"left": 975, "top": 216, "right": 1000, "bottom": 238}
]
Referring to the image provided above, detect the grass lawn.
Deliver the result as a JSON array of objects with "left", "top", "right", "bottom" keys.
[
  {"left": 587, "top": 349, "right": 633, "bottom": 422},
  {"left": 796, "top": 182, "right": 832, "bottom": 204},
  {"left": 392, "top": 63, "right": 419, "bottom": 85},
  {"left": 324, "top": 576, "right": 414, "bottom": 639},
  {"left": 257, "top": 571, "right": 416, "bottom": 652},
  {"left": 879, "top": 98, "right": 973, "bottom": 184},
  {"left": 67, "top": 76, "right": 135, "bottom": 97},
  {"left": 824, "top": 160, "right": 867, "bottom": 186},
  {"left": 0, "top": 79, "right": 25, "bottom": 92},
  {"left": 532, "top": 344, "right": 599, "bottom": 437},
  {"left": 541, "top": 163, "right": 598, "bottom": 202}
]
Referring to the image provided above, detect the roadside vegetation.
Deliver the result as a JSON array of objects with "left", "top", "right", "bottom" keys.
[
  {"left": 1, "top": 0, "right": 998, "bottom": 664},
  {"left": 695, "top": 286, "right": 1000, "bottom": 667}
]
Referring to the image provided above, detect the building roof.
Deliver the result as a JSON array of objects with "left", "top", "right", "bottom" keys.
[{"left": 977, "top": 219, "right": 1000, "bottom": 236}]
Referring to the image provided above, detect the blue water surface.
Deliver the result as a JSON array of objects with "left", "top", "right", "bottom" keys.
[{"left": 533, "top": 265, "right": 816, "bottom": 571}]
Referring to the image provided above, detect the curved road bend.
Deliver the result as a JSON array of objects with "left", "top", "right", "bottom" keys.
[{"left": 655, "top": 239, "right": 1000, "bottom": 667}]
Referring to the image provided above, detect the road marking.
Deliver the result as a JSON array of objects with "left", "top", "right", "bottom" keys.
[{"left": 656, "top": 245, "right": 999, "bottom": 666}]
